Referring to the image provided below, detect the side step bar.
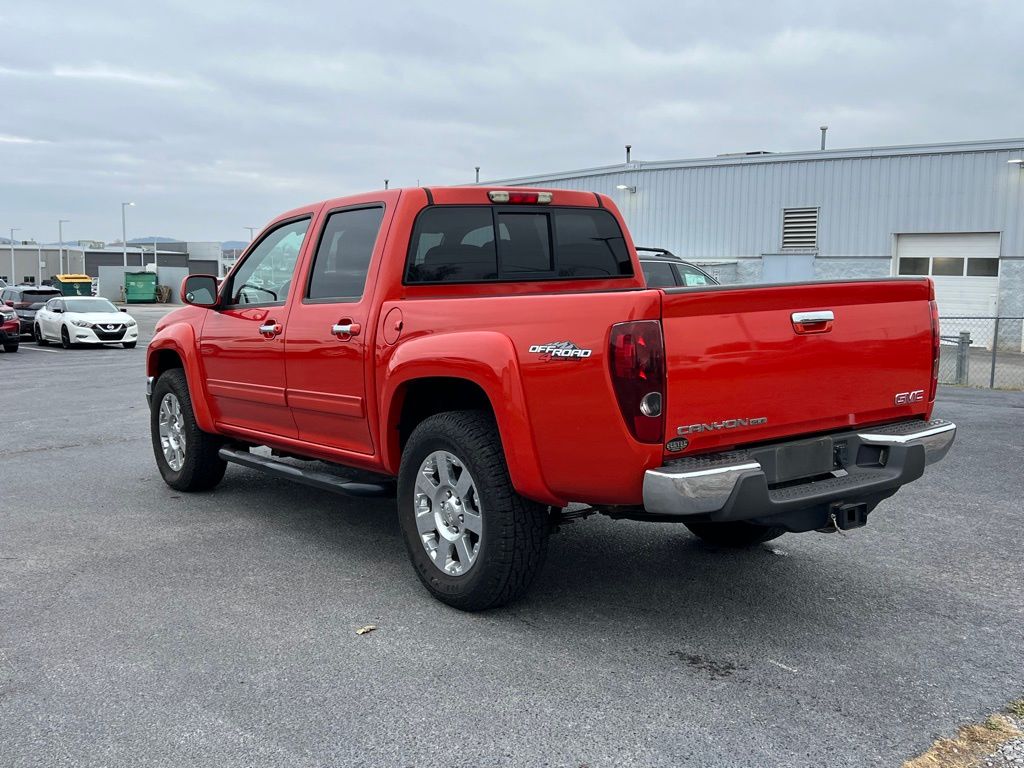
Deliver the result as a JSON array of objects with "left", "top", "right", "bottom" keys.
[{"left": 218, "top": 447, "right": 395, "bottom": 498}]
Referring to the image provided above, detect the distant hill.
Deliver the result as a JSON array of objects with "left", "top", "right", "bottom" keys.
[
  {"left": 128, "top": 236, "right": 179, "bottom": 244},
  {"left": 221, "top": 240, "right": 248, "bottom": 250}
]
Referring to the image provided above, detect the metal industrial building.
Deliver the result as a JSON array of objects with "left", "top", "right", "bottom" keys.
[
  {"left": 500, "top": 138, "right": 1024, "bottom": 325},
  {"left": 1, "top": 241, "right": 222, "bottom": 286}
]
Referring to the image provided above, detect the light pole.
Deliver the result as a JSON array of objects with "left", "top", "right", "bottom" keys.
[
  {"left": 36, "top": 241, "right": 42, "bottom": 285},
  {"left": 245, "top": 227, "right": 257, "bottom": 242},
  {"left": 58, "top": 219, "right": 69, "bottom": 274},
  {"left": 121, "top": 201, "right": 135, "bottom": 268},
  {"left": 9, "top": 227, "right": 19, "bottom": 284}
]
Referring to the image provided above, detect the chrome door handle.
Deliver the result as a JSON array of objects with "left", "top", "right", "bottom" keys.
[
  {"left": 258, "top": 322, "right": 282, "bottom": 338},
  {"left": 791, "top": 311, "right": 834, "bottom": 323},
  {"left": 331, "top": 323, "right": 361, "bottom": 337},
  {"left": 791, "top": 310, "right": 834, "bottom": 334}
]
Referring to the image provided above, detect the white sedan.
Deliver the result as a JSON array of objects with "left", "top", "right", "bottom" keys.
[{"left": 34, "top": 296, "right": 139, "bottom": 349}]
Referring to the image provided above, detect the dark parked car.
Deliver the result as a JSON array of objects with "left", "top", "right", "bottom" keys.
[
  {"left": 636, "top": 247, "right": 719, "bottom": 288},
  {"left": 1, "top": 285, "right": 62, "bottom": 337}
]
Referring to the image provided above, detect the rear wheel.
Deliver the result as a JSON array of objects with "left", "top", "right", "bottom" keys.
[
  {"left": 397, "top": 411, "right": 549, "bottom": 611},
  {"left": 35, "top": 324, "right": 49, "bottom": 346},
  {"left": 150, "top": 369, "right": 226, "bottom": 492},
  {"left": 685, "top": 521, "right": 785, "bottom": 547}
]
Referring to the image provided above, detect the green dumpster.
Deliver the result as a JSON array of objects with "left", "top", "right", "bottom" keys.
[
  {"left": 52, "top": 274, "right": 93, "bottom": 296},
  {"left": 124, "top": 271, "right": 158, "bottom": 303}
]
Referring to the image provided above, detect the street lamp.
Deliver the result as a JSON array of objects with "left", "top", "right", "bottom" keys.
[
  {"left": 9, "top": 227, "right": 19, "bottom": 284},
  {"left": 245, "top": 227, "right": 257, "bottom": 242},
  {"left": 121, "top": 201, "right": 135, "bottom": 268},
  {"left": 58, "top": 219, "right": 70, "bottom": 274}
]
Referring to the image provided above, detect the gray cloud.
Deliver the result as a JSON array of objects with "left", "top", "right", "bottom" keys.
[{"left": 1, "top": 0, "right": 1021, "bottom": 242}]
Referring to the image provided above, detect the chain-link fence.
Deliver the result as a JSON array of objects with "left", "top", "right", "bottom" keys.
[{"left": 938, "top": 317, "right": 1024, "bottom": 391}]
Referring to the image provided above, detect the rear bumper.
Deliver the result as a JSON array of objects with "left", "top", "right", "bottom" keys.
[{"left": 642, "top": 418, "right": 955, "bottom": 524}]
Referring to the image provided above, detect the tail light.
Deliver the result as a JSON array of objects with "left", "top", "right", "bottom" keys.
[
  {"left": 609, "top": 320, "right": 665, "bottom": 443},
  {"left": 487, "top": 190, "right": 552, "bottom": 204},
  {"left": 929, "top": 299, "right": 940, "bottom": 401}
]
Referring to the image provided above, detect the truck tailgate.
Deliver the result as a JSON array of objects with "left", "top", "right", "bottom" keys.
[{"left": 660, "top": 278, "right": 935, "bottom": 455}]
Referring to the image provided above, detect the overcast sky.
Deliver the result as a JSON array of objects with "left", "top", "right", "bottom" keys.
[{"left": 1, "top": 0, "right": 1022, "bottom": 242}]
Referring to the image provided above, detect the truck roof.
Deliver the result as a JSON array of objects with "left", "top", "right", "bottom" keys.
[{"left": 279, "top": 186, "right": 607, "bottom": 222}]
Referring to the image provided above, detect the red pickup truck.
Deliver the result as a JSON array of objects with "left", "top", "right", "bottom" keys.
[{"left": 147, "top": 186, "right": 956, "bottom": 610}]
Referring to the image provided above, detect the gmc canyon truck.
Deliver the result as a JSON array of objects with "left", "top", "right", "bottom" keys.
[{"left": 147, "top": 186, "right": 956, "bottom": 610}]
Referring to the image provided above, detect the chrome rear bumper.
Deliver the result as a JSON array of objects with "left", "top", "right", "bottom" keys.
[{"left": 642, "top": 418, "right": 956, "bottom": 519}]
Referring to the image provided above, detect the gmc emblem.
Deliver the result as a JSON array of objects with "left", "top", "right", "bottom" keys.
[{"left": 895, "top": 390, "right": 925, "bottom": 405}]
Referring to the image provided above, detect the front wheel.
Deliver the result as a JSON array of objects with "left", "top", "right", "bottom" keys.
[
  {"left": 60, "top": 326, "right": 72, "bottom": 349},
  {"left": 2, "top": 343, "right": 17, "bottom": 353},
  {"left": 123, "top": 341, "right": 137, "bottom": 349},
  {"left": 685, "top": 521, "right": 785, "bottom": 547},
  {"left": 150, "top": 369, "right": 226, "bottom": 492},
  {"left": 397, "top": 411, "right": 549, "bottom": 611}
]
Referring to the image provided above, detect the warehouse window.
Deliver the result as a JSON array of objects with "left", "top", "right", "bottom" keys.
[
  {"left": 897, "top": 258, "right": 929, "bottom": 276},
  {"left": 967, "top": 258, "right": 1000, "bottom": 277},
  {"left": 898, "top": 256, "right": 1000, "bottom": 277},
  {"left": 781, "top": 207, "right": 819, "bottom": 250}
]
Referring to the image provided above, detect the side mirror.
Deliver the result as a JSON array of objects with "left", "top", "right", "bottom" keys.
[
  {"left": 181, "top": 274, "right": 219, "bottom": 307},
  {"left": 119, "top": 307, "right": 128, "bottom": 313},
  {"left": 53, "top": 307, "right": 64, "bottom": 314}
]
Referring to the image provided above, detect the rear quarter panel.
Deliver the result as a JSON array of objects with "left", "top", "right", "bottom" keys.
[{"left": 378, "top": 290, "right": 665, "bottom": 506}]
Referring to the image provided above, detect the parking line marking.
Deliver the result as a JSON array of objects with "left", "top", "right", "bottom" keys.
[{"left": 18, "top": 346, "right": 62, "bottom": 354}]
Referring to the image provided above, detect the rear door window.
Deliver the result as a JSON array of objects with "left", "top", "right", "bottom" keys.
[
  {"left": 641, "top": 261, "right": 678, "bottom": 287},
  {"left": 677, "top": 264, "right": 712, "bottom": 286},
  {"left": 405, "top": 207, "right": 631, "bottom": 284},
  {"left": 307, "top": 207, "right": 385, "bottom": 301}
]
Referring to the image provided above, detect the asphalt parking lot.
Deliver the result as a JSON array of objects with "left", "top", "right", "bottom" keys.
[{"left": 1, "top": 307, "right": 1022, "bottom": 767}]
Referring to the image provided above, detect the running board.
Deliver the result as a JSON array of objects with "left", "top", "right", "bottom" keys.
[{"left": 218, "top": 447, "right": 395, "bottom": 498}]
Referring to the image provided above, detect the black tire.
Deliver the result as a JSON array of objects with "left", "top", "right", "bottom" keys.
[
  {"left": 60, "top": 326, "right": 71, "bottom": 349},
  {"left": 397, "top": 410, "right": 549, "bottom": 611},
  {"left": 35, "top": 324, "right": 49, "bottom": 346},
  {"left": 150, "top": 368, "right": 227, "bottom": 492},
  {"left": 685, "top": 521, "right": 785, "bottom": 547},
  {"left": 123, "top": 341, "right": 137, "bottom": 349},
  {"left": 3, "top": 343, "right": 17, "bottom": 353}
]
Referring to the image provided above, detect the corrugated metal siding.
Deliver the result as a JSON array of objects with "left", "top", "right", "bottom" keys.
[{"left": 509, "top": 149, "right": 1024, "bottom": 259}]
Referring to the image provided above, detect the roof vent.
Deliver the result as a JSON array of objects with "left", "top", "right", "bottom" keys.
[{"left": 782, "top": 207, "right": 819, "bottom": 250}]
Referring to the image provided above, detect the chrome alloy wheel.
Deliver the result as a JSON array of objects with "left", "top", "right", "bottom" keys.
[
  {"left": 415, "top": 450, "right": 483, "bottom": 576},
  {"left": 158, "top": 393, "right": 187, "bottom": 472}
]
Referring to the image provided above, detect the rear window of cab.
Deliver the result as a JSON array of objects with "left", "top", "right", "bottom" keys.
[{"left": 404, "top": 206, "right": 633, "bottom": 284}]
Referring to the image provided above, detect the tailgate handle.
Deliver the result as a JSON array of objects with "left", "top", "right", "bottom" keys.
[{"left": 791, "top": 310, "right": 834, "bottom": 334}]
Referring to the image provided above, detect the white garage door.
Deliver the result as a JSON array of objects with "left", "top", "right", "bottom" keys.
[{"left": 896, "top": 233, "right": 1000, "bottom": 347}]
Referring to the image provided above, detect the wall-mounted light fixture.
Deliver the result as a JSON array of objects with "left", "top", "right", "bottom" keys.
[
  {"left": 616, "top": 184, "right": 637, "bottom": 193},
  {"left": 1009, "top": 158, "right": 1024, "bottom": 167}
]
